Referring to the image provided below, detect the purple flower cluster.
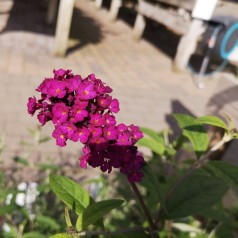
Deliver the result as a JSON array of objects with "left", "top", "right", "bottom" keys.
[{"left": 27, "top": 69, "right": 145, "bottom": 182}]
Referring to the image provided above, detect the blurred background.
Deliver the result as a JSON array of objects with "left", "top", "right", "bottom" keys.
[
  {"left": 0, "top": 0, "right": 238, "bottom": 236},
  {"left": 0, "top": 0, "right": 238, "bottom": 165}
]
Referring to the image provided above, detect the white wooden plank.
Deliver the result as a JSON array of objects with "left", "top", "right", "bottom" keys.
[
  {"left": 109, "top": 0, "right": 122, "bottom": 22},
  {"left": 54, "top": 0, "right": 75, "bottom": 57},
  {"left": 173, "top": 19, "right": 205, "bottom": 72},
  {"left": 138, "top": 0, "right": 190, "bottom": 35},
  {"left": 133, "top": 14, "right": 146, "bottom": 41},
  {"left": 95, "top": 0, "right": 103, "bottom": 9}
]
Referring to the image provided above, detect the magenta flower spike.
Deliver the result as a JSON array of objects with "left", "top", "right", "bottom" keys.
[{"left": 27, "top": 69, "right": 146, "bottom": 182}]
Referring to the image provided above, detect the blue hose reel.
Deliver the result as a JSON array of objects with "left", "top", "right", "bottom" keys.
[{"left": 188, "top": 16, "right": 238, "bottom": 81}]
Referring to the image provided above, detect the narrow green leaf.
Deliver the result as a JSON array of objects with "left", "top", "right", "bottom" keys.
[
  {"left": 161, "top": 169, "right": 228, "bottom": 219},
  {"left": 137, "top": 138, "right": 165, "bottom": 155},
  {"left": 39, "top": 136, "right": 50, "bottom": 143},
  {"left": 173, "top": 114, "right": 208, "bottom": 157},
  {"left": 22, "top": 232, "right": 45, "bottom": 238},
  {"left": 140, "top": 127, "right": 164, "bottom": 144},
  {"left": 50, "top": 234, "right": 72, "bottom": 238},
  {"left": 38, "top": 163, "right": 61, "bottom": 171},
  {"left": 172, "top": 223, "right": 202, "bottom": 233},
  {"left": 12, "top": 156, "right": 29, "bottom": 165},
  {"left": 204, "top": 161, "right": 238, "bottom": 187},
  {"left": 49, "top": 175, "right": 90, "bottom": 215},
  {"left": 196, "top": 116, "right": 228, "bottom": 131},
  {"left": 82, "top": 199, "right": 124, "bottom": 229}
]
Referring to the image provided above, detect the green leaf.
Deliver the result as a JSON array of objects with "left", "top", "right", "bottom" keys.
[
  {"left": 12, "top": 156, "right": 29, "bottom": 165},
  {"left": 199, "top": 207, "right": 228, "bottom": 221},
  {"left": 49, "top": 175, "right": 90, "bottom": 215},
  {"left": 76, "top": 213, "right": 83, "bottom": 231},
  {"left": 35, "top": 215, "right": 60, "bottom": 231},
  {"left": 204, "top": 161, "right": 238, "bottom": 187},
  {"left": 2, "top": 225, "right": 19, "bottom": 238},
  {"left": 22, "top": 232, "right": 45, "bottom": 238},
  {"left": 0, "top": 204, "right": 17, "bottom": 215},
  {"left": 173, "top": 114, "right": 197, "bottom": 128},
  {"left": 38, "top": 163, "right": 61, "bottom": 171},
  {"left": 50, "top": 234, "right": 72, "bottom": 238},
  {"left": 173, "top": 114, "right": 208, "bottom": 157},
  {"left": 140, "top": 127, "right": 164, "bottom": 144},
  {"left": 39, "top": 136, "right": 50, "bottom": 143},
  {"left": 137, "top": 138, "right": 165, "bottom": 155},
  {"left": 196, "top": 115, "right": 228, "bottom": 131},
  {"left": 141, "top": 164, "right": 165, "bottom": 211},
  {"left": 172, "top": 223, "right": 202, "bottom": 233},
  {"left": 215, "top": 221, "right": 236, "bottom": 238},
  {"left": 111, "top": 231, "right": 151, "bottom": 238},
  {"left": 161, "top": 169, "right": 228, "bottom": 219},
  {"left": 82, "top": 199, "right": 124, "bottom": 229}
]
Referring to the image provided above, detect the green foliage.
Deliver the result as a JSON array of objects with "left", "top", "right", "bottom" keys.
[
  {"left": 50, "top": 234, "right": 72, "bottom": 238},
  {"left": 1, "top": 114, "right": 238, "bottom": 238},
  {"left": 22, "top": 232, "right": 45, "bottom": 238},
  {"left": 82, "top": 199, "right": 124, "bottom": 229},
  {"left": 196, "top": 115, "right": 228, "bottom": 131},
  {"left": 137, "top": 137, "right": 165, "bottom": 155},
  {"left": 140, "top": 127, "right": 165, "bottom": 144},
  {"left": 49, "top": 175, "right": 91, "bottom": 215},
  {"left": 160, "top": 169, "right": 228, "bottom": 219},
  {"left": 140, "top": 164, "right": 164, "bottom": 211},
  {"left": 173, "top": 114, "right": 209, "bottom": 157},
  {"left": 204, "top": 161, "right": 238, "bottom": 187}
]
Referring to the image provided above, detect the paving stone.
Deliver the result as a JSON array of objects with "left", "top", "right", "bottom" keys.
[{"left": 0, "top": 0, "right": 237, "bottom": 163}]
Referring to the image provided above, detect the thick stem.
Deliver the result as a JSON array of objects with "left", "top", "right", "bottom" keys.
[{"left": 130, "top": 182, "right": 159, "bottom": 238}]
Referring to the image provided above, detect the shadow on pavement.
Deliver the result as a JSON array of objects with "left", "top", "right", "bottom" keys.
[
  {"left": 1, "top": 0, "right": 104, "bottom": 55},
  {"left": 165, "top": 99, "right": 195, "bottom": 140},
  {"left": 67, "top": 5, "right": 104, "bottom": 55},
  {"left": 116, "top": 3, "right": 180, "bottom": 59},
  {"left": 207, "top": 85, "right": 238, "bottom": 115}
]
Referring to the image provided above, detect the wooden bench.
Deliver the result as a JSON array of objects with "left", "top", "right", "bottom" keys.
[
  {"left": 52, "top": 0, "right": 238, "bottom": 58},
  {"left": 131, "top": 0, "right": 238, "bottom": 71}
]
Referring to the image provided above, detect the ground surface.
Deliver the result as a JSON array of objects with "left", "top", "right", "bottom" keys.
[{"left": 0, "top": 0, "right": 237, "bottom": 172}]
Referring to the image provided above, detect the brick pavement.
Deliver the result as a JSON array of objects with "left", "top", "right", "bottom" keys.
[{"left": 0, "top": 0, "right": 237, "bottom": 164}]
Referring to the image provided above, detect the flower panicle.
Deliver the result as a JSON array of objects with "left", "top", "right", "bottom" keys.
[{"left": 27, "top": 69, "right": 145, "bottom": 182}]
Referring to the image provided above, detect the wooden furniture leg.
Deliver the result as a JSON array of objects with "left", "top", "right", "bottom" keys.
[
  {"left": 133, "top": 13, "right": 146, "bottom": 41},
  {"left": 95, "top": 0, "right": 103, "bottom": 8},
  {"left": 54, "top": 0, "right": 75, "bottom": 57},
  {"left": 109, "top": 0, "right": 122, "bottom": 22},
  {"left": 173, "top": 19, "right": 205, "bottom": 72}
]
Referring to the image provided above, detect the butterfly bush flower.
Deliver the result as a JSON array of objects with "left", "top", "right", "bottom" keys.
[{"left": 27, "top": 69, "right": 145, "bottom": 182}]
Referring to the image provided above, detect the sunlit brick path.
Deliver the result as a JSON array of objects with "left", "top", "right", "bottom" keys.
[{"left": 0, "top": 0, "right": 237, "bottom": 169}]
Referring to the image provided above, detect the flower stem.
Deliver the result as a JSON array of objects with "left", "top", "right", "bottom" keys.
[{"left": 130, "top": 182, "right": 159, "bottom": 238}]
